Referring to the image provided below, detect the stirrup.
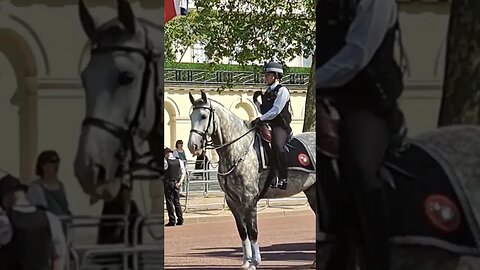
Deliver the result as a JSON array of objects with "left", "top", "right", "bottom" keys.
[{"left": 277, "top": 178, "right": 288, "bottom": 190}]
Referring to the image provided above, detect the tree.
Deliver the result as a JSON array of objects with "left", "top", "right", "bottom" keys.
[
  {"left": 438, "top": 0, "right": 480, "bottom": 126},
  {"left": 165, "top": 0, "right": 316, "bottom": 131}
]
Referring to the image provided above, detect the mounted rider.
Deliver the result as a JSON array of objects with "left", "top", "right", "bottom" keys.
[
  {"left": 317, "top": 0, "right": 406, "bottom": 269},
  {"left": 251, "top": 58, "right": 293, "bottom": 190}
]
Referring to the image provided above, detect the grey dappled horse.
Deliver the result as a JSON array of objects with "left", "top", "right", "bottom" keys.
[
  {"left": 316, "top": 125, "right": 480, "bottom": 270},
  {"left": 74, "top": 0, "right": 163, "bottom": 200},
  {"left": 188, "top": 91, "right": 317, "bottom": 270}
]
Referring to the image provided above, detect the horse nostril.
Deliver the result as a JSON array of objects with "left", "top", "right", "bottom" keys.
[
  {"left": 95, "top": 164, "right": 107, "bottom": 185},
  {"left": 194, "top": 144, "right": 198, "bottom": 150}
]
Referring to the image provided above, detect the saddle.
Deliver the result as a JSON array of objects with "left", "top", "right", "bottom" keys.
[
  {"left": 259, "top": 123, "right": 272, "bottom": 143},
  {"left": 253, "top": 124, "right": 315, "bottom": 173}
]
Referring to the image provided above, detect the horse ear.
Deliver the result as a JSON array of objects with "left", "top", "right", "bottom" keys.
[
  {"left": 79, "top": 0, "right": 97, "bottom": 41},
  {"left": 117, "top": 0, "right": 136, "bottom": 35},
  {"left": 201, "top": 91, "right": 208, "bottom": 103},
  {"left": 189, "top": 92, "right": 195, "bottom": 105}
]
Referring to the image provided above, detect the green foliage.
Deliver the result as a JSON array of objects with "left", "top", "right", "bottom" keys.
[{"left": 165, "top": 0, "right": 315, "bottom": 66}]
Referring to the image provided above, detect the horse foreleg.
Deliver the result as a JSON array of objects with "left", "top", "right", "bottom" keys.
[
  {"left": 246, "top": 204, "right": 261, "bottom": 268},
  {"left": 227, "top": 198, "right": 252, "bottom": 269}
]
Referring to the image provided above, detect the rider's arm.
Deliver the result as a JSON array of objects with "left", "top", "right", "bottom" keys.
[
  {"left": 46, "top": 212, "right": 67, "bottom": 270},
  {"left": 316, "top": 0, "right": 397, "bottom": 88},
  {"left": 259, "top": 86, "right": 290, "bottom": 121},
  {"left": 0, "top": 214, "right": 12, "bottom": 246}
]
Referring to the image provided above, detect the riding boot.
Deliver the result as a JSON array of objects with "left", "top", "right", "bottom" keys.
[
  {"left": 276, "top": 151, "right": 288, "bottom": 190},
  {"left": 267, "top": 168, "right": 278, "bottom": 188},
  {"left": 355, "top": 188, "right": 391, "bottom": 270}
]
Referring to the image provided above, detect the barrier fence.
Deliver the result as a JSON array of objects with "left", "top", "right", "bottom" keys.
[
  {"left": 173, "top": 160, "right": 310, "bottom": 213},
  {"left": 60, "top": 214, "right": 163, "bottom": 270},
  {"left": 58, "top": 159, "right": 309, "bottom": 269}
]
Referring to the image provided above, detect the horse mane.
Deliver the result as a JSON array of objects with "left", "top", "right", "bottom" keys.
[{"left": 193, "top": 98, "right": 250, "bottom": 129}]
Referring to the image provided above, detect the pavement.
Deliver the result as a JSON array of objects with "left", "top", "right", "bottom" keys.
[
  {"left": 164, "top": 212, "right": 316, "bottom": 269},
  {"left": 165, "top": 193, "right": 314, "bottom": 224}
]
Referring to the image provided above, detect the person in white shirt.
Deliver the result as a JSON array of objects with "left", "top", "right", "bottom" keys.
[
  {"left": 164, "top": 148, "right": 186, "bottom": 226},
  {"left": 251, "top": 59, "right": 292, "bottom": 190}
]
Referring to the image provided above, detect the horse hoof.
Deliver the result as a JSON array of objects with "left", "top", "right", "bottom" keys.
[
  {"left": 252, "top": 259, "right": 261, "bottom": 267},
  {"left": 247, "top": 265, "right": 256, "bottom": 270},
  {"left": 241, "top": 261, "right": 251, "bottom": 269}
]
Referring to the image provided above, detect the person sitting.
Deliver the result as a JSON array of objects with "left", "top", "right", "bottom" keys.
[{"left": 252, "top": 58, "right": 293, "bottom": 190}]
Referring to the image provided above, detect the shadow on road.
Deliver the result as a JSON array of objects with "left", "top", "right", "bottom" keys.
[
  {"left": 190, "top": 242, "right": 314, "bottom": 261},
  {"left": 164, "top": 265, "right": 315, "bottom": 270}
]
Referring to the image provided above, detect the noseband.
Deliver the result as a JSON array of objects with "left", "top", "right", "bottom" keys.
[
  {"left": 82, "top": 25, "right": 162, "bottom": 177},
  {"left": 190, "top": 102, "right": 217, "bottom": 148}
]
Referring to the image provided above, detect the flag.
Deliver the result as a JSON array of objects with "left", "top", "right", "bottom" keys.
[{"left": 165, "top": 0, "right": 188, "bottom": 24}]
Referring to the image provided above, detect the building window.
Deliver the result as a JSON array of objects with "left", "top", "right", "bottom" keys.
[{"left": 192, "top": 44, "right": 207, "bottom": 63}]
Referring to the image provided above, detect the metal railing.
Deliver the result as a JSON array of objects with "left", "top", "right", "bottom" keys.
[
  {"left": 174, "top": 160, "right": 310, "bottom": 213},
  {"left": 59, "top": 214, "right": 163, "bottom": 270},
  {"left": 165, "top": 68, "right": 310, "bottom": 85}
]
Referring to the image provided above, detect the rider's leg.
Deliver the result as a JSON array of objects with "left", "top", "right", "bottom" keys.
[
  {"left": 267, "top": 165, "right": 278, "bottom": 188},
  {"left": 271, "top": 126, "right": 289, "bottom": 190},
  {"left": 341, "top": 109, "right": 391, "bottom": 270}
]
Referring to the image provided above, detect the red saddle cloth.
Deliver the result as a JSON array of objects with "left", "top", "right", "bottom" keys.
[{"left": 259, "top": 124, "right": 272, "bottom": 143}]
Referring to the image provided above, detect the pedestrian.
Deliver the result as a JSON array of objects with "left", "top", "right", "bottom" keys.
[
  {"left": 0, "top": 172, "right": 67, "bottom": 270},
  {"left": 27, "top": 150, "right": 71, "bottom": 232},
  {"left": 164, "top": 148, "right": 186, "bottom": 226},
  {"left": 173, "top": 140, "right": 188, "bottom": 196},
  {"left": 316, "top": 0, "right": 406, "bottom": 269},
  {"left": 172, "top": 140, "right": 187, "bottom": 163}
]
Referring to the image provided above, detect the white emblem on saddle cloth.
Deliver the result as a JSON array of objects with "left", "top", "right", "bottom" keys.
[
  {"left": 297, "top": 153, "right": 310, "bottom": 167},
  {"left": 424, "top": 194, "right": 461, "bottom": 233}
]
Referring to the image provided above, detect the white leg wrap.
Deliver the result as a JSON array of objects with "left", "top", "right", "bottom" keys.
[
  {"left": 241, "top": 239, "right": 252, "bottom": 269},
  {"left": 251, "top": 241, "right": 261, "bottom": 266}
]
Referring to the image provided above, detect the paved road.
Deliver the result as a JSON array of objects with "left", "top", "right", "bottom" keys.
[{"left": 164, "top": 213, "right": 316, "bottom": 269}]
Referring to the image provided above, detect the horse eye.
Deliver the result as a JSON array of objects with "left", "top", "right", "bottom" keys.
[
  {"left": 201, "top": 115, "right": 207, "bottom": 119},
  {"left": 119, "top": 72, "right": 135, "bottom": 85}
]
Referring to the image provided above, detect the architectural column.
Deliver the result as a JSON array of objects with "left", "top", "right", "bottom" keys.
[
  {"left": 18, "top": 76, "right": 37, "bottom": 182},
  {"left": 149, "top": 180, "right": 164, "bottom": 214}
]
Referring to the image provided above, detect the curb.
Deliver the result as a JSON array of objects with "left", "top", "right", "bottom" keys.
[{"left": 171, "top": 208, "right": 313, "bottom": 224}]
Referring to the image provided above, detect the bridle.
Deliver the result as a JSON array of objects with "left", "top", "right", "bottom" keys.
[
  {"left": 190, "top": 100, "right": 256, "bottom": 176},
  {"left": 81, "top": 24, "right": 162, "bottom": 179},
  {"left": 190, "top": 102, "right": 217, "bottom": 149}
]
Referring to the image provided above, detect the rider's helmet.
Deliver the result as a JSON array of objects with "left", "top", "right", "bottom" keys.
[{"left": 263, "top": 58, "right": 284, "bottom": 80}]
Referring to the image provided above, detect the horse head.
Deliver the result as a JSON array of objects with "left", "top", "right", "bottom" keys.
[
  {"left": 74, "top": 0, "right": 162, "bottom": 201},
  {"left": 188, "top": 91, "right": 216, "bottom": 156}
]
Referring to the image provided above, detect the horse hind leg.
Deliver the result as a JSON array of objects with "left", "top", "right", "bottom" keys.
[
  {"left": 303, "top": 183, "right": 317, "bottom": 214},
  {"left": 227, "top": 199, "right": 252, "bottom": 269}
]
